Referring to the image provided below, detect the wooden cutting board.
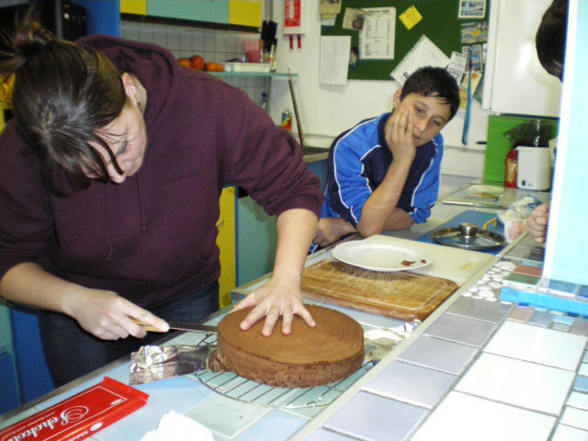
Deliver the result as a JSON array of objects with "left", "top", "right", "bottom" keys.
[{"left": 301, "top": 259, "right": 459, "bottom": 321}]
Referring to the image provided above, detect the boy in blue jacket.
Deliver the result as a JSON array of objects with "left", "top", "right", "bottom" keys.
[{"left": 312, "top": 67, "right": 460, "bottom": 250}]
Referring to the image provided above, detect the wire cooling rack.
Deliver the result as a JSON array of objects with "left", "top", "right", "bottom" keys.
[{"left": 190, "top": 331, "right": 395, "bottom": 409}]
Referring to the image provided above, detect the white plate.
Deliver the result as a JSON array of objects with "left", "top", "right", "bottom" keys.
[{"left": 331, "top": 240, "right": 433, "bottom": 272}]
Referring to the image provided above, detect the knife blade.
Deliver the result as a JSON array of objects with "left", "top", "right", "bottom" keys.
[{"left": 134, "top": 319, "right": 217, "bottom": 334}]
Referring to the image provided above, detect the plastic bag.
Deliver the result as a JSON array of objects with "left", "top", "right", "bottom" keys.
[{"left": 498, "top": 196, "right": 542, "bottom": 242}]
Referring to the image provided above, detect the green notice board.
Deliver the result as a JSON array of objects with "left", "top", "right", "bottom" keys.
[{"left": 322, "top": 0, "right": 480, "bottom": 81}]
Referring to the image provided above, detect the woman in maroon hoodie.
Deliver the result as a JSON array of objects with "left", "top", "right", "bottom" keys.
[{"left": 0, "top": 19, "right": 322, "bottom": 385}]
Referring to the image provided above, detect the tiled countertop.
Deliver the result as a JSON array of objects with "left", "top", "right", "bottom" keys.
[
  {"left": 2, "top": 192, "right": 586, "bottom": 441},
  {"left": 294, "top": 254, "right": 588, "bottom": 441}
]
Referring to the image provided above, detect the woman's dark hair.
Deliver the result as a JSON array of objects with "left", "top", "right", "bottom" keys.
[
  {"left": 0, "top": 15, "right": 127, "bottom": 194},
  {"left": 536, "top": 0, "right": 567, "bottom": 80},
  {"left": 400, "top": 66, "right": 460, "bottom": 120}
]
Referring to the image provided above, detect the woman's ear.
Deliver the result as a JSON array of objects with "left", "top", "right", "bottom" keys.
[{"left": 120, "top": 73, "right": 136, "bottom": 98}]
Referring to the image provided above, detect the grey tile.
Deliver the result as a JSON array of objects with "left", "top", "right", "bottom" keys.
[
  {"left": 571, "top": 318, "right": 588, "bottom": 337},
  {"left": 508, "top": 306, "right": 535, "bottom": 322},
  {"left": 446, "top": 296, "right": 511, "bottom": 323},
  {"left": 529, "top": 309, "right": 555, "bottom": 327},
  {"left": 306, "top": 428, "right": 357, "bottom": 441},
  {"left": 324, "top": 391, "right": 428, "bottom": 441},
  {"left": 397, "top": 335, "right": 479, "bottom": 375},
  {"left": 423, "top": 313, "right": 497, "bottom": 347},
  {"left": 363, "top": 360, "right": 456, "bottom": 409}
]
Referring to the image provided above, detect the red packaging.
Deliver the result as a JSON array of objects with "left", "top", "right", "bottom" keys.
[{"left": 0, "top": 377, "right": 148, "bottom": 441}]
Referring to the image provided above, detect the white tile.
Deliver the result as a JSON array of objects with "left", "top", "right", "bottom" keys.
[
  {"left": 561, "top": 407, "right": 588, "bottom": 431},
  {"left": 580, "top": 363, "right": 588, "bottom": 376},
  {"left": 455, "top": 353, "right": 574, "bottom": 415},
  {"left": 324, "top": 391, "right": 428, "bottom": 441},
  {"left": 484, "top": 321, "right": 587, "bottom": 370},
  {"left": 552, "top": 425, "right": 588, "bottom": 441},
  {"left": 568, "top": 391, "right": 588, "bottom": 410},
  {"left": 411, "top": 391, "right": 555, "bottom": 441}
]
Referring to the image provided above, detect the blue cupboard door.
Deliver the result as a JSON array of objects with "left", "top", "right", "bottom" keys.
[
  {"left": 10, "top": 308, "right": 55, "bottom": 405},
  {"left": 0, "top": 351, "right": 19, "bottom": 413}
]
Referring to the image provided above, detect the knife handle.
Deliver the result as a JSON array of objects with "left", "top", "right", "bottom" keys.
[{"left": 132, "top": 318, "right": 166, "bottom": 333}]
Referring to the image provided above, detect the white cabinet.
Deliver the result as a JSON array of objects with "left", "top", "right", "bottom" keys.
[{"left": 483, "top": 0, "right": 562, "bottom": 117}]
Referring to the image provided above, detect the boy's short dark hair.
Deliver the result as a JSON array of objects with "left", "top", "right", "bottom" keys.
[
  {"left": 400, "top": 66, "right": 460, "bottom": 120},
  {"left": 536, "top": 0, "right": 567, "bottom": 80}
]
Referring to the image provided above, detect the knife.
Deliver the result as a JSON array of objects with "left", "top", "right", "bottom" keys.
[{"left": 134, "top": 319, "right": 217, "bottom": 334}]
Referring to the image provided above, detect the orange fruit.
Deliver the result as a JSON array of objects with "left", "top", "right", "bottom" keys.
[
  {"left": 205, "top": 62, "right": 217, "bottom": 71},
  {"left": 190, "top": 55, "right": 205, "bottom": 70},
  {"left": 214, "top": 63, "right": 224, "bottom": 72},
  {"left": 177, "top": 57, "right": 191, "bottom": 67}
]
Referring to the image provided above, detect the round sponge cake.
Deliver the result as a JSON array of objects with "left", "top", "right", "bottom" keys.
[{"left": 216, "top": 305, "right": 365, "bottom": 388}]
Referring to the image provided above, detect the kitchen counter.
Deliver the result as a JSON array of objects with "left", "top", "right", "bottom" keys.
[
  {"left": 301, "top": 146, "right": 328, "bottom": 163},
  {"left": 2, "top": 189, "right": 586, "bottom": 441}
]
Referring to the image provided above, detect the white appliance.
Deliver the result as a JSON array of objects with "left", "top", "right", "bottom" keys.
[
  {"left": 516, "top": 146, "right": 552, "bottom": 190},
  {"left": 483, "top": 0, "right": 562, "bottom": 117}
]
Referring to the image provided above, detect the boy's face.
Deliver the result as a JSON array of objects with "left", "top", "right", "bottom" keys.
[{"left": 393, "top": 91, "right": 452, "bottom": 147}]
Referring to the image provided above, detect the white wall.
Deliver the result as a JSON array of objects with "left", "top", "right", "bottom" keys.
[{"left": 268, "top": 0, "right": 487, "bottom": 178}]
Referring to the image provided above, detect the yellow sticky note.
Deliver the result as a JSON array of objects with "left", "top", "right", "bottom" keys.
[{"left": 399, "top": 5, "right": 423, "bottom": 30}]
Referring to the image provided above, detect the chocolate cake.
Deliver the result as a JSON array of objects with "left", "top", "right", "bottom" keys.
[{"left": 216, "top": 305, "right": 364, "bottom": 388}]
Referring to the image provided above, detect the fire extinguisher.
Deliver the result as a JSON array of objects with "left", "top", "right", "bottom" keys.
[{"left": 505, "top": 148, "right": 518, "bottom": 188}]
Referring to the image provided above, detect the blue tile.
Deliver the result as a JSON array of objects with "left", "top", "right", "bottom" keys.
[
  {"left": 539, "top": 278, "right": 579, "bottom": 297},
  {"left": 578, "top": 285, "right": 588, "bottom": 298},
  {"left": 306, "top": 428, "right": 357, "bottom": 441},
  {"left": 574, "top": 376, "right": 588, "bottom": 393},
  {"left": 324, "top": 391, "right": 428, "bottom": 441},
  {"left": 551, "top": 323, "right": 572, "bottom": 332},
  {"left": 237, "top": 409, "right": 307, "bottom": 441},
  {"left": 553, "top": 315, "right": 576, "bottom": 326}
]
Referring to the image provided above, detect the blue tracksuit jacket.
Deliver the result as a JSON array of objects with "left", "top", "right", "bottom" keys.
[{"left": 321, "top": 112, "right": 443, "bottom": 227}]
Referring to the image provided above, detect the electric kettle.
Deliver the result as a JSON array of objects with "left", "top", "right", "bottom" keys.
[{"left": 516, "top": 146, "right": 552, "bottom": 191}]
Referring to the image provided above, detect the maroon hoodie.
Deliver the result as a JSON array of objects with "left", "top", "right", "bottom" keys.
[{"left": 0, "top": 35, "right": 322, "bottom": 308}]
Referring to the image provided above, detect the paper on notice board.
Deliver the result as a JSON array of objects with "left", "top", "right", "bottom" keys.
[
  {"left": 359, "top": 7, "right": 396, "bottom": 60},
  {"left": 447, "top": 51, "right": 467, "bottom": 84},
  {"left": 320, "top": 35, "right": 351, "bottom": 86},
  {"left": 390, "top": 35, "right": 449, "bottom": 85},
  {"left": 399, "top": 5, "right": 423, "bottom": 30}
]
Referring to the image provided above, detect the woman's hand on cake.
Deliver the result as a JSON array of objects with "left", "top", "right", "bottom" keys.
[
  {"left": 234, "top": 274, "right": 316, "bottom": 336},
  {"left": 235, "top": 208, "right": 318, "bottom": 336}
]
